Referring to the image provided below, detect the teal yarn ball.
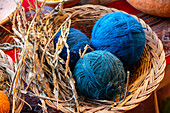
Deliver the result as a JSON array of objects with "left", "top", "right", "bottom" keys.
[
  {"left": 73, "top": 50, "right": 127, "bottom": 100},
  {"left": 53, "top": 28, "right": 91, "bottom": 70},
  {"left": 91, "top": 12, "right": 146, "bottom": 66}
]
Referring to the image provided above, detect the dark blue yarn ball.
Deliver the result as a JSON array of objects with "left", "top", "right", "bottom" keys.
[
  {"left": 53, "top": 28, "right": 90, "bottom": 70},
  {"left": 91, "top": 12, "right": 146, "bottom": 66},
  {"left": 73, "top": 50, "right": 126, "bottom": 100}
]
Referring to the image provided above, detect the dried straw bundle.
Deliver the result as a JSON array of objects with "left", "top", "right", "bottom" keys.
[{"left": 0, "top": 0, "right": 81, "bottom": 112}]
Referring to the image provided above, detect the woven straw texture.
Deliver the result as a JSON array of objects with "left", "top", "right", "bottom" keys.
[{"left": 61, "top": 4, "right": 166, "bottom": 112}]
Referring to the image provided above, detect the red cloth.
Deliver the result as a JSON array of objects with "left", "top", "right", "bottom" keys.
[
  {"left": 22, "top": 0, "right": 33, "bottom": 12},
  {"left": 22, "top": 0, "right": 40, "bottom": 12},
  {"left": 5, "top": 49, "right": 19, "bottom": 63},
  {"left": 166, "top": 56, "right": 170, "bottom": 65},
  {"left": 107, "top": 1, "right": 141, "bottom": 15}
]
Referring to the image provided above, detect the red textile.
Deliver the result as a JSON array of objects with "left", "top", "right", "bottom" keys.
[
  {"left": 107, "top": 1, "right": 141, "bottom": 15},
  {"left": 22, "top": 0, "right": 34, "bottom": 12},
  {"left": 166, "top": 56, "right": 170, "bottom": 65},
  {"left": 22, "top": 0, "right": 41, "bottom": 12},
  {"left": 5, "top": 49, "right": 19, "bottom": 63}
]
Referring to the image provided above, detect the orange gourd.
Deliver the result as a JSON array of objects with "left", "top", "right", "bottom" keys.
[
  {"left": 127, "top": 0, "right": 170, "bottom": 17},
  {"left": 0, "top": 91, "right": 10, "bottom": 113}
]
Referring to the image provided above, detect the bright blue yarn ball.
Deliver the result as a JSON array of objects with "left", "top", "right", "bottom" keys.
[
  {"left": 53, "top": 28, "right": 91, "bottom": 70},
  {"left": 73, "top": 50, "right": 126, "bottom": 100},
  {"left": 91, "top": 12, "right": 146, "bottom": 66}
]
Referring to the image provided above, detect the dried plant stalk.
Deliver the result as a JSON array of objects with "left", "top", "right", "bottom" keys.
[{"left": 2, "top": 0, "right": 80, "bottom": 112}]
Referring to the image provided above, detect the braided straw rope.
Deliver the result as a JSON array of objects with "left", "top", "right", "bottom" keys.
[{"left": 62, "top": 5, "right": 166, "bottom": 112}]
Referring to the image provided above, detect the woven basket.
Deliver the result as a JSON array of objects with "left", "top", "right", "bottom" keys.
[{"left": 60, "top": 5, "right": 166, "bottom": 112}]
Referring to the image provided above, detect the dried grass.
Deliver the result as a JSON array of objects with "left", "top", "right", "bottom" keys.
[{"left": 0, "top": 0, "right": 80, "bottom": 112}]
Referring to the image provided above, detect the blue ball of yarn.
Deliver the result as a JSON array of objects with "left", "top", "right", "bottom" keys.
[
  {"left": 53, "top": 28, "right": 90, "bottom": 70},
  {"left": 91, "top": 12, "right": 146, "bottom": 66},
  {"left": 73, "top": 50, "right": 126, "bottom": 100}
]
